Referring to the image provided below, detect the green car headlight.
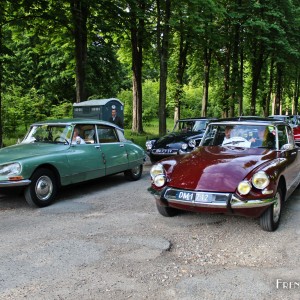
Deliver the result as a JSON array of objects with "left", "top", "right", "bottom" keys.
[
  {"left": 252, "top": 171, "right": 270, "bottom": 189},
  {"left": 0, "top": 162, "right": 21, "bottom": 176},
  {"left": 237, "top": 180, "right": 251, "bottom": 195}
]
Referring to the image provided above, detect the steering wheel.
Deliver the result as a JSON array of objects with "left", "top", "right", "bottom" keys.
[
  {"left": 223, "top": 136, "right": 249, "bottom": 146},
  {"left": 54, "top": 136, "right": 69, "bottom": 144}
]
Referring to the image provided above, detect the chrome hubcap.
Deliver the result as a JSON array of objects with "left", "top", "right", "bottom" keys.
[
  {"left": 132, "top": 165, "right": 140, "bottom": 176},
  {"left": 35, "top": 176, "right": 53, "bottom": 201}
]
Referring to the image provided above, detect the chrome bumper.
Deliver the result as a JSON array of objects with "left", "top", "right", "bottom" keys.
[
  {"left": 0, "top": 179, "right": 31, "bottom": 188},
  {"left": 148, "top": 186, "right": 276, "bottom": 209}
]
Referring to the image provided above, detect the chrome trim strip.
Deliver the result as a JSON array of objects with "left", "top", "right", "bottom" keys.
[{"left": 0, "top": 179, "right": 31, "bottom": 188}]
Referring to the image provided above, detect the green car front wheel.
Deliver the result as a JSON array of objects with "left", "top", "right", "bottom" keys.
[{"left": 25, "top": 168, "right": 58, "bottom": 208}]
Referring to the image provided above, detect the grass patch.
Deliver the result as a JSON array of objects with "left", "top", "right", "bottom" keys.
[{"left": 125, "top": 118, "right": 174, "bottom": 149}]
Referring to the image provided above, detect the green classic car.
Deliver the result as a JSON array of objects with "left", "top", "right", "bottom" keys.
[{"left": 0, "top": 119, "right": 145, "bottom": 207}]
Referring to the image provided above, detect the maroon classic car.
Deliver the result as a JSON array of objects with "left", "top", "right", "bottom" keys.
[{"left": 149, "top": 117, "right": 300, "bottom": 231}]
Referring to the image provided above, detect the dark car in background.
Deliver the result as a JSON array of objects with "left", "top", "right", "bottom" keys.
[
  {"left": 146, "top": 118, "right": 216, "bottom": 163},
  {"left": 291, "top": 116, "right": 300, "bottom": 145},
  {"left": 268, "top": 115, "right": 291, "bottom": 123},
  {"left": 269, "top": 114, "right": 300, "bottom": 145}
]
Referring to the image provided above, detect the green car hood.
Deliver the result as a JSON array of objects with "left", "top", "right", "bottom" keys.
[{"left": 0, "top": 143, "right": 68, "bottom": 164}]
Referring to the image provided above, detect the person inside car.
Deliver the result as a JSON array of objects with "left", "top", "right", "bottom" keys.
[
  {"left": 222, "top": 126, "right": 233, "bottom": 145},
  {"left": 72, "top": 127, "right": 86, "bottom": 144},
  {"left": 249, "top": 126, "right": 275, "bottom": 148}
]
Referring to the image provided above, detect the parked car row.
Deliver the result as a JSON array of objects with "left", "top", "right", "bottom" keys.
[
  {"left": 1, "top": 115, "right": 300, "bottom": 232},
  {"left": 146, "top": 115, "right": 300, "bottom": 162}
]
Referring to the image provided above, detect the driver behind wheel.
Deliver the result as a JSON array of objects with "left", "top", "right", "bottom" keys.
[{"left": 222, "top": 125, "right": 234, "bottom": 145}]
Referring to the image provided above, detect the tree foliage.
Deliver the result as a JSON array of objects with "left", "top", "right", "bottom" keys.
[{"left": 1, "top": 0, "right": 300, "bottom": 143}]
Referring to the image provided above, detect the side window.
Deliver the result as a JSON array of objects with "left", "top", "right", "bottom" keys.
[
  {"left": 287, "top": 126, "right": 295, "bottom": 146},
  {"left": 96, "top": 125, "right": 119, "bottom": 143},
  {"left": 277, "top": 125, "right": 289, "bottom": 149},
  {"left": 79, "top": 125, "right": 96, "bottom": 144},
  {"left": 201, "top": 125, "right": 219, "bottom": 146},
  {"left": 116, "top": 129, "right": 127, "bottom": 142}
]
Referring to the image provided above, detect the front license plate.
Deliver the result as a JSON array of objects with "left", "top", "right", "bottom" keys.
[
  {"left": 176, "top": 191, "right": 195, "bottom": 201},
  {"left": 194, "top": 193, "right": 214, "bottom": 203},
  {"left": 176, "top": 191, "right": 214, "bottom": 203},
  {"left": 155, "top": 149, "right": 175, "bottom": 154}
]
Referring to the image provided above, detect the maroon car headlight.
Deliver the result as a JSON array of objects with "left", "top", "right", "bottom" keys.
[
  {"left": 237, "top": 181, "right": 251, "bottom": 195},
  {"left": 252, "top": 171, "right": 270, "bottom": 189},
  {"left": 150, "top": 163, "right": 164, "bottom": 178},
  {"left": 153, "top": 174, "right": 166, "bottom": 187},
  {"left": 150, "top": 163, "right": 166, "bottom": 187}
]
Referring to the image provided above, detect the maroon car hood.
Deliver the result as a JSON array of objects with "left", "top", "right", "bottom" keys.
[{"left": 167, "top": 146, "right": 277, "bottom": 192}]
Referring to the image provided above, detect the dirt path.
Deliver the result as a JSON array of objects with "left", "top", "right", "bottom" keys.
[{"left": 0, "top": 164, "right": 299, "bottom": 299}]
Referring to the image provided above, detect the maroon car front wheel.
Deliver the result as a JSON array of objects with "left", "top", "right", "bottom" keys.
[
  {"left": 156, "top": 202, "right": 179, "bottom": 217},
  {"left": 259, "top": 187, "right": 283, "bottom": 231}
]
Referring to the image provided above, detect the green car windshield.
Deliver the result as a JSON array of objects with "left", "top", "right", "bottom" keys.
[{"left": 22, "top": 124, "right": 73, "bottom": 144}]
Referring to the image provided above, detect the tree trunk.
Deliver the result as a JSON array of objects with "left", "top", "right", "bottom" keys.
[
  {"left": 222, "top": 46, "right": 231, "bottom": 118},
  {"left": 250, "top": 46, "right": 264, "bottom": 115},
  {"left": 293, "top": 71, "right": 300, "bottom": 114},
  {"left": 201, "top": 46, "right": 211, "bottom": 117},
  {"left": 238, "top": 46, "right": 244, "bottom": 116},
  {"left": 131, "top": 30, "right": 143, "bottom": 133},
  {"left": 274, "top": 63, "right": 283, "bottom": 115},
  {"left": 130, "top": 2, "right": 144, "bottom": 133},
  {"left": 0, "top": 24, "right": 3, "bottom": 147},
  {"left": 157, "top": 0, "right": 171, "bottom": 136},
  {"left": 266, "top": 58, "right": 274, "bottom": 116},
  {"left": 231, "top": 11, "right": 240, "bottom": 116},
  {"left": 174, "top": 20, "right": 188, "bottom": 123},
  {"left": 71, "top": 0, "right": 88, "bottom": 103}
]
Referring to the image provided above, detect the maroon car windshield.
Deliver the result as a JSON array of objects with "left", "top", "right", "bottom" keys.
[{"left": 201, "top": 124, "right": 278, "bottom": 149}]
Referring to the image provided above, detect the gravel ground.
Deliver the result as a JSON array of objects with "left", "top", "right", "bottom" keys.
[{"left": 0, "top": 162, "right": 299, "bottom": 300}]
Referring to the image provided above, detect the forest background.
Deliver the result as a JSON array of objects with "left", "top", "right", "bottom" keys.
[{"left": 1, "top": 0, "right": 300, "bottom": 147}]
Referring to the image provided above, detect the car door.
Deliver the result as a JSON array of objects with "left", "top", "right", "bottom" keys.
[
  {"left": 67, "top": 124, "right": 106, "bottom": 183},
  {"left": 96, "top": 124, "right": 128, "bottom": 175},
  {"left": 278, "top": 125, "right": 300, "bottom": 191}
]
